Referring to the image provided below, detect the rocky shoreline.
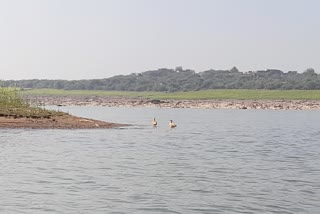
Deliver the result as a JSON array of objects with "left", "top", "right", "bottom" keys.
[{"left": 26, "top": 95, "right": 320, "bottom": 110}]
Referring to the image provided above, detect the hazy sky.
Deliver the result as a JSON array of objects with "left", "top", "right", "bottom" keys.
[{"left": 1, "top": 0, "right": 319, "bottom": 80}]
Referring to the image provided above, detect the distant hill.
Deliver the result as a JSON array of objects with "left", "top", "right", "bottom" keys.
[{"left": 1, "top": 67, "right": 320, "bottom": 91}]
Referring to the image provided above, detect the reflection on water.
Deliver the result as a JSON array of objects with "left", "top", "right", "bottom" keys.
[{"left": 0, "top": 107, "right": 320, "bottom": 213}]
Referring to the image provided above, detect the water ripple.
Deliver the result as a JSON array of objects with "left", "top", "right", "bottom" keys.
[{"left": 1, "top": 107, "right": 320, "bottom": 213}]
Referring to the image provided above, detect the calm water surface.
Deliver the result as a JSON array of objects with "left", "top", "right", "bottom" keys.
[{"left": 0, "top": 107, "right": 319, "bottom": 213}]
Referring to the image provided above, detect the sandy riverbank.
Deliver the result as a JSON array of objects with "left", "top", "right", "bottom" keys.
[
  {"left": 25, "top": 95, "right": 320, "bottom": 110},
  {"left": 0, "top": 114, "right": 125, "bottom": 129}
]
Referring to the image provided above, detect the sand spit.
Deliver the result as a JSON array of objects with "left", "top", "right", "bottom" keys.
[
  {"left": 0, "top": 114, "right": 125, "bottom": 129},
  {"left": 26, "top": 95, "right": 320, "bottom": 110}
]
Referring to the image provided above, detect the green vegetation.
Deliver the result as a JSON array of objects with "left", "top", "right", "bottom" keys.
[
  {"left": 0, "top": 87, "right": 66, "bottom": 118},
  {"left": 2, "top": 67, "right": 320, "bottom": 92},
  {"left": 22, "top": 88, "right": 161, "bottom": 97},
  {"left": 23, "top": 89, "right": 320, "bottom": 100}
]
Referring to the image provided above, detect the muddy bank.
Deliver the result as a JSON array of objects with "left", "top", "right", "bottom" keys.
[
  {"left": 0, "top": 114, "right": 125, "bottom": 129},
  {"left": 25, "top": 95, "right": 320, "bottom": 110}
]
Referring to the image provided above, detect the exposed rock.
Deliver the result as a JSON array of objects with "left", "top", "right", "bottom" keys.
[{"left": 24, "top": 95, "right": 320, "bottom": 110}]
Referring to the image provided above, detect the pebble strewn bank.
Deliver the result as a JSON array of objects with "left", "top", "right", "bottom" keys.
[{"left": 26, "top": 95, "right": 320, "bottom": 110}]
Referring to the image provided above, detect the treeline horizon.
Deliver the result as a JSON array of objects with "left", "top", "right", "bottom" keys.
[{"left": 1, "top": 67, "right": 320, "bottom": 92}]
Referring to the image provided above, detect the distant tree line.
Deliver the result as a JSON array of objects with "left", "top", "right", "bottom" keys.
[{"left": 1, "top": 67, "right": 320, "bottom": 92}]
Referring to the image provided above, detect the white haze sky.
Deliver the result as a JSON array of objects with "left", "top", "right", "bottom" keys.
[{"left": 0, "top": 0, "right": 319, "bottom": 80}]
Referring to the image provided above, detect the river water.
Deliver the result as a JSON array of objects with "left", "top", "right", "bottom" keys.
[{"left": 0, "top": 106, "right": 319, "bottom": 213}]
